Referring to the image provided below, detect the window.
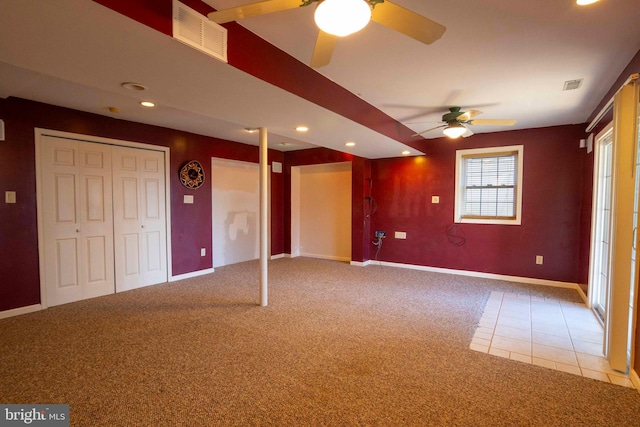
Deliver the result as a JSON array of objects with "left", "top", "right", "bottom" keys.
[{"left": 454, "top": 145, "right": 523, "bottom": 225}]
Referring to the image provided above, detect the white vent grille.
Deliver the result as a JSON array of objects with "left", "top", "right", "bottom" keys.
[
  {"left": 173, "top": 0, "right": 227, "bottom": 63},
  {"left": 563, "top": 79, "right": 583, "bottom": 91}
]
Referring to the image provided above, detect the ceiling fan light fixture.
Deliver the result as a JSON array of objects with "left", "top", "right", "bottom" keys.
[
  {"left": 443, "top": 123, "right": 466, "bottom": 139},
  {"left": 314, "top": 0, "right": 372, "bottom": 37}
]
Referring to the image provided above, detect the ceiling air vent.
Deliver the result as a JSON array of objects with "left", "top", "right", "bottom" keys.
[
  {"left": 172, "top": 0, "right": 227, "bottom": 63},
  {"left": 563, "top": 79, "right": 583, "bottom": 91}
]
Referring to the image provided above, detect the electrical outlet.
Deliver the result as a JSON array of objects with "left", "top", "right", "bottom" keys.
[
  {"left": 200, "top": 248, "right": 206, "bottom": 257},
  {"left": 536, "top": 255, "right": 543, "bottom": 265},
  {"left": 432, "top": 196, "right": 440, "bottom": 204}
]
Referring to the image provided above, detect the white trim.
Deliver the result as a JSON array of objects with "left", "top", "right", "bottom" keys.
[
  {"left": 575, "top": 286, "right": 589, "bottom": 305},
  {"left": 630, "top": 369, "right": 640, "bottom": 392},
  {"left": 34, "top": 128, "right": 173, "bottom": 308},
  {"left": 350, "top": 260, "right": 371, "bottom": 267},
  {"left": 270, "top": 253, "right": 285, "bottom": 260},
  {"left": 0, "top": 304, "right": 42, "bottom": 320},
  {"left": 368, "top": 260, "right": 581, "bottom": 291},
  {"left": 588, "top": 124, "right": 613, "bottom": 311},
  {"left": 454, "top": 145, "right": 524, "bottom": 226},
  {"left": 300, "top": 253, "right": 351, "bottom": 262},
  {"left": 170, "top": 268, "right": 215, "bottom": 282}
]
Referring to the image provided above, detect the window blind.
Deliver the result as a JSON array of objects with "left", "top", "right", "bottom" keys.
[{"left": 463, "top": 153, "right": 517, "bottom": 218}]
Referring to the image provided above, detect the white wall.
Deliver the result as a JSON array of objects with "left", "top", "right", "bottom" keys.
[
  {"left": 211, "top": 158, "right": 259, "bottom": 267},
  {"left": 292, "top": 162, "right": 352, "bottom": 261}
]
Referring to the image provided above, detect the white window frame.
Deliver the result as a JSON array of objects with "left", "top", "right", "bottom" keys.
[{"left": 454, "top": 145, "right": 524, "bottom": 225}]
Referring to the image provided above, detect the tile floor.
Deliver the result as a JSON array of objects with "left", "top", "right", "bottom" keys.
[{"left": 471, "top": 291, "right": 634, "bottom": 388}]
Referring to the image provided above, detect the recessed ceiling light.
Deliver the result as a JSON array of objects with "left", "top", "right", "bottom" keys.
[
  {"left": 140, "top": 101, "right": 155, "bottom": 108},
  {"left": 576, "top": 0, "right": 599, "bottom": 5},
  {"left": 296, "top": 126, "right": 309, "bottom": 132},
  {"left": 244, "top": 128, "right": 258, "bottom": 133},
  {"left": 279, "top": 142, "right": 294, "bottom": 147},
  {"left": 402, "top": 150, "right": 411, "bottom": 156},
  {"left": 121, "top": 82, "right": 148, "bottom": 91},
  {"left": 345, "top": 142, "right": 356, "bottom": 147},
  {"left": 108, "top": 107, "right": 120, "bottom": 114}
]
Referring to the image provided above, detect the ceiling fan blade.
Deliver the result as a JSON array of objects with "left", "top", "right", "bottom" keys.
[
  {"left": 207, "top": 0, "right": 302, "bottom": 24},
  {"left": 370, "top": 1, "right": 446, "bottom": 45},
  {"left": 468, "top": 119, "right": 516, "bottom": 126},
  {"left": 412, "top": 124, "right": 445, "bottom": 137},
  {"left": 457, "top": 109, "right": 483, "bottom": 121},
  {"left": 462, "top": 128, "right": 474, "bottom": 138},
  {"left": 310, "top": 30, "right": 337, "bottom": 68}
]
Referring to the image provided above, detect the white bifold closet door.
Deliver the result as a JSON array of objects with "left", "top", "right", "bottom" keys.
[
  {"left": 40, "top": 136, "right": 167, "bottom": 307},
  {"left": 112, "top": 146, "right": 167, "bottom": 292},
  {"left": 41, "top": 137, "right": 115, "bottom": 306}
]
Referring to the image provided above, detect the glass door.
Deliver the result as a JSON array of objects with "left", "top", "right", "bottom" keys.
[{"left": 592, "top": 129, "right": 614, "bottom": 324}]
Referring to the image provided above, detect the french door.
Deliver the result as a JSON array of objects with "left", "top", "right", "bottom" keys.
[
  {"left": 592, "top": 128, "right": 613, "bottom": 323},
  {"left": 589, "top": 81, "right": 639, "bottom": 373}
]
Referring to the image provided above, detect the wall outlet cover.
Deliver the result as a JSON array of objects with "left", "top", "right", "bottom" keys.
[{"left": 5, "top": 191, "right": 16, "bottom": 204}]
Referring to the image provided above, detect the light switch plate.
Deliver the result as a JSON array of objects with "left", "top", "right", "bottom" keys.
[
  {"left": 432, "top": 196, "right": 440, "bottom": 204},
  {"left": 183, "top": 195, "right": 194, "bottom": 204},
  {"left": 395, "top": 231, "right": 407, "bottom": 239},
  {"left": 5, "top": 191, "right": 16, "bottom": 204}
]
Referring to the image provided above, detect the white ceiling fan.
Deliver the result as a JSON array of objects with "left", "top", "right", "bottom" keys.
[
  {"left": 413, "top": 107, "right": 516, "bottom": 139},
  {"left": 206, "top": 0, "right": 446, "bottom": 67}
]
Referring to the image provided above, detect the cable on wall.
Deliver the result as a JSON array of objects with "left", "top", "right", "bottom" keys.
[{"left": 372, "top": 235, "right": 384, "bottom": 263}]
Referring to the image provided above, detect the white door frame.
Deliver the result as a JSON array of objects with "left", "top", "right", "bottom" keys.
[
  {"left": 588, "top": 124, "right": 614, "bottom": 309},
  {"left": 35, "top": 128, "right": 172, "bottom": 308}
]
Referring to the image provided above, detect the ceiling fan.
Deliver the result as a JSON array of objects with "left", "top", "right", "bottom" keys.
[
  {"left": 206, "top": 0, "right": 446, "bottom": 67},
  {"left": 413, "top": 107, "right": 516, "bottom": 139}
]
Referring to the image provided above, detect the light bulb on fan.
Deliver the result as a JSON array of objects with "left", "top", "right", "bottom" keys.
[
  {"left": 442, "top": 123, "right": 467, "bottom": 139},
  {"left": 314, "top": 0, "right": 372, "bottom": 37}
]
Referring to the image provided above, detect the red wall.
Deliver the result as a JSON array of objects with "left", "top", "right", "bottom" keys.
[
  {"left": 0, "top": 97, "right": 284, "bottom": 312},
  {"left": 370, "top": 125, "right": 589, "bottom": 283}
]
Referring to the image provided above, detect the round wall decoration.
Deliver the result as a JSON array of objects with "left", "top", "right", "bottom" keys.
[{"left": 179, "top": 160, "right": 205, "bottom": 189}]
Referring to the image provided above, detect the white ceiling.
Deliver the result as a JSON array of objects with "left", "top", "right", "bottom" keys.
[{"left": 0, "top": 0, "right": 639, "bottom": 159}]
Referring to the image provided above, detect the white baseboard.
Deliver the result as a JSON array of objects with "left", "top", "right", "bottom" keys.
[
  {"left": 0, "top": 304, "right": 42, "bottom": 319},
  {"left": 366, "top": 260, "right": 581, "bottom": 292},
  {"left": 350, "top": 260, "right": 371, "bottom": 267},
  {"left": 270, "top": 253, "right": 285, "bottom": 260},
  {"left": 575, "top": 286, "right": 589, "bottom": 305},
  {"left": 300, "top": 252, "right": 351, "bottom": 262},
  {"left": 630, "top": 369, "right": 640, "bottom": 392},
  {"left": 170, "top": 268, "right": 215, "bottom": 282}
]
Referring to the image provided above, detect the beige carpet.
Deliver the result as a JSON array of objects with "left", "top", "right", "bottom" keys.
[{"left": 1, "top": 258, "right": 639, "bottom": 426}]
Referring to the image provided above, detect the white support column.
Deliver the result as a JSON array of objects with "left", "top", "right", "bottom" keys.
[{"left": 259, "top": 127, "right": 269, "bottom": 307}]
